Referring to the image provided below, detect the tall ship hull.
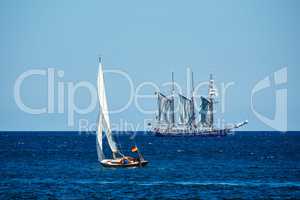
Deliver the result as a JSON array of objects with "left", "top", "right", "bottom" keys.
[
  {"left": 152, "top": 121, "right": 248, "bottom": 137},
  {"left": 148, "top": 72, "right": 248, "bottom": 137},
  {"left": 153, "top": 128, "right": 230, "bottom": 137}
]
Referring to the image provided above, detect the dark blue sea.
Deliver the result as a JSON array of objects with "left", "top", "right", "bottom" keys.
[{"left": 0, "top": 131, "right": 299, "bottom": 199}]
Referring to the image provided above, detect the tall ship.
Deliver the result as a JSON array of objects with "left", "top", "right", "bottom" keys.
[{"left": 149, "top": 72, "right": 248, "bottom": 136}]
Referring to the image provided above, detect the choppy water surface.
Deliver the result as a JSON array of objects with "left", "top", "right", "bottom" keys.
[{"left": 0, "top": 131, "right": 299, "bottom": 199}]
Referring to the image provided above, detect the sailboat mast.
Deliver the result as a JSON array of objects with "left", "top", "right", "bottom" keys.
[{"left": 96, "top": 57, "right": 104, "bottom": 161}]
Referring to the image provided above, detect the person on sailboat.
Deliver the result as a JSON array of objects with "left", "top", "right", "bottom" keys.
[
  {"left": 131, "top": 146, "right": 144, "bottom": 165},
  {"left": 119, "top": 146, "right": 142, "bottom": 164}
]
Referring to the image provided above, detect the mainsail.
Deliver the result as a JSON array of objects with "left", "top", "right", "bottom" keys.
[
  {"left": 178, "top": 94, "right": 195, "bottom": 125},
  {"left": 96, "top": 61, "right": 119, "bottom": 161},
  {"left": 96, "top": 114, "right": 104, "bottom": 161},
  {"left": 157, "top": 92, "right": 174, "bottom": 124}
]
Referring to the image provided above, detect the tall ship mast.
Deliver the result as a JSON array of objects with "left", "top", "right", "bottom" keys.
[
  {"left": 207, "top": 73, "right": 216, "bottom": 130},
  {"left": 171, "top": 72, "right": 175, "bottom": 127},
  {"left": 149, "top": 71, "right": 248, "bottom": 136}
]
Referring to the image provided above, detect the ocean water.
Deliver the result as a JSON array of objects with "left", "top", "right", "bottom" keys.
[{"left": 0, "top": 131, "right": 299, "bottom": 199}]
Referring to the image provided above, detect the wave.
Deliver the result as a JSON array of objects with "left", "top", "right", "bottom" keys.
[
  {"left": 5, "top": 178, "right": 300, "bottom": 188},
  {"left": 138, "top": 181, "right": 300, "bottom": 188}
]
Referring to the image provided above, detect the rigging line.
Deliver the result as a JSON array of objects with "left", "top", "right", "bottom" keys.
[
  {"left": 114, "top": 129, "right": 123, "bottom": 155},
  {"left": 191, "top": 71, "right": 194, "bottom": 96},
  {"left": 172, "top": 72, "right": 175, "bottom": 92}
]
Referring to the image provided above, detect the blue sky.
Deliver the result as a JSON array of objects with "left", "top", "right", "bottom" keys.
[{"left": 0, "top": 0, "right": 299, "bottom": 131}]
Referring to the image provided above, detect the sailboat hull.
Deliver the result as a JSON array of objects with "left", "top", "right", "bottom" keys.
[{"left": 100, "top": 159, "right": 149, "bottom": 168}]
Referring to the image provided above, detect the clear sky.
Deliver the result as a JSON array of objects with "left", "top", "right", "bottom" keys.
[{"left": 0, "top": 0, "right": 299, "bottom": 131}]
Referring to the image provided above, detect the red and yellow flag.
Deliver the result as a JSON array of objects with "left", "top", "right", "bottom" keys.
[{"left": 131, "top": 146, "right": 138, "bottom": 152}]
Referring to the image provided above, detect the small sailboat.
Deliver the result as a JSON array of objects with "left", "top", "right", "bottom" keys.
[{"left": 96, "top": 58, "right": 148, "bottom": 168}]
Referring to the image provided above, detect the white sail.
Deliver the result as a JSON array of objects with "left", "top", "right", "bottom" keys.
[
  {"left": 97, "top": 62, "right": 118, "bottom": 156},
  {"left": 96, "top": 112, "right": 104, "bottom": 161},
  {"left": 200, "top": 96, "right": 210, "bottom": 125},
  {"left": 157, "top": 93, "right": 174, "bottom": 123},
  {"left": 178, "top": 94, "right": 194, "bottom": 125}
]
